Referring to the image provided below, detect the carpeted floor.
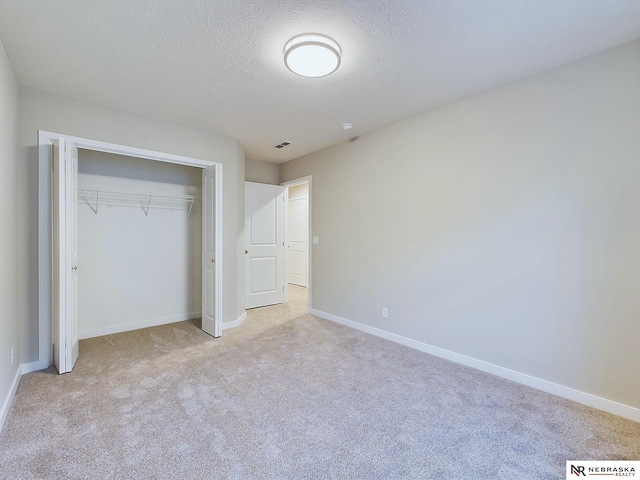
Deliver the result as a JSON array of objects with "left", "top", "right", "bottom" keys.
[{"left": 1, "top": 285, "right": 638, "bottom": 479}]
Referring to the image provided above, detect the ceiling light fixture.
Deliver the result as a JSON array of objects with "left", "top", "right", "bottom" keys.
[{"left": 284, "top": 34, "right": 341, "bottom": 78}]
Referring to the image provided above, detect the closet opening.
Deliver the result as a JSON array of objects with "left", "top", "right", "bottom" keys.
[
  {"left": 38, "top": 131, "right": 223, "bottom": 374},
  {"left": 77, "top": 150, "right": 203, "bottom": 340}
]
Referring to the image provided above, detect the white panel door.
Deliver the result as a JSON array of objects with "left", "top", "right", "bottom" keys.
[
  {"left": 202, "top": 164, "right": 221, "bottom": 337},
  {"left": 52, "top": 137, "right": 79, "bottom": 374},
  {"left": 245, "top": 182, "right": 285, "bottom": 309},
  {"left": 287, "top": 197, "right": 309, "bottom": 287}
]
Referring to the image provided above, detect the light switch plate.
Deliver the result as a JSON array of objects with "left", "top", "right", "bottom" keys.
[{"left": 312, "top": 236, "right": 319, "bottom": 245}]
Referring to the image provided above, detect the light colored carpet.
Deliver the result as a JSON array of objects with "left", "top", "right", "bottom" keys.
[{"left": 1, "top": 285, "right": 638, "bottom": 479}]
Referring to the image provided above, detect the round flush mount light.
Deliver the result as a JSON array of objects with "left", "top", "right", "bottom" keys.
[{"left": 284, "top": 33, "right": 341, "bottom": 78}]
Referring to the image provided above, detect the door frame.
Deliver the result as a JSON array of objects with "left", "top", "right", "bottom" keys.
[
  {"left": 36, "top": 131, "right": 223, "bottom": 370},
  {"left": 280, "top": 176, "right": 312, "bottom": 305}
]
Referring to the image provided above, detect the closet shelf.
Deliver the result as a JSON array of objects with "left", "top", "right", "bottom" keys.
[{"left": 78, "top": 186, "right": 201, "bottom": 217}]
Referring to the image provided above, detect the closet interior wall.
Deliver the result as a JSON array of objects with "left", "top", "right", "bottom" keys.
[{"left": 77, "top": 150, "right": 202, "bottom": 339}]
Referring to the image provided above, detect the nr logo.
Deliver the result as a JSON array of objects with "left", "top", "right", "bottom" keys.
[{"left": 571, "top": 464, "right": 586, "bottom": 476}]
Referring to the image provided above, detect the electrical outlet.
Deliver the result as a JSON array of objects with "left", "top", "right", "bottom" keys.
[
  {"left": 382, "top": 307, "right": 389, "bottom": 319},
  {"left": 11, "top": 346, "right": 14, "bottom": 365},
  {"left": 241, "top": 294, "right": 245, "bottom": 304}
]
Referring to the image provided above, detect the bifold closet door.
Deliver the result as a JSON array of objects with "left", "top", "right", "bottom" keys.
[
  {"left": 202, "top": 164, "right": 221, "bottom": 337},
  {"left": 52, "top": 137, "right": 79, "bottom": 374}
]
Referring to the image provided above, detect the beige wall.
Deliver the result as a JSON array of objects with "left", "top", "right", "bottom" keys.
[
  {"left": 245, "top": 158, "right": 279, "bottom": 185},
  {"left": 281, "top": 40, "right": 640, "bottom": 411},
  {"left": 0, "top": 36, "right": 20, "bottom": 427},
  {"left": 18, "top": 87, "right": 245, "bottom": 364}
]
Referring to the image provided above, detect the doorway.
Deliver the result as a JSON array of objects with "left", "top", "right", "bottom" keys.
[
  {"left": 244, "top": 182, "right": 286, "bottom": 309},
  {"left": 282, "top": 177, "right": 311, "bottom": 310},
  {"left": 243, "top": 176, "right": 312, "bottom": 314},
  {"left": 286, "top": 182, "right": 309, "bottom": 288}
]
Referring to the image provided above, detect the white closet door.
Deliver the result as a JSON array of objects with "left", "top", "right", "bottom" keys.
[
  {"left": 202, "top": 164, "right": 221, "bottom": 337},
  {"left": 245, "top": 182, "right": 285, "bottom": 309},
  {"left": 52, "top": 137, "right": 79, "bottom": 374}
]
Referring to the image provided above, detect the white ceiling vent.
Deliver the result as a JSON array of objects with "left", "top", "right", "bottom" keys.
[{"left": 274, "top": 141, "right": 291, "bottom": 149}]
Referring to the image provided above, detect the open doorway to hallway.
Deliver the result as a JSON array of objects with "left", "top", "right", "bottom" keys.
[
  {"left": 285, "top": 180, "right": 310, "bottom": 314},
  {"left": 243, "top": 283, "right": 307, "bottom": 334},
  {"left": 244, "top": 176, "right": 311, "bottom": 316},
  {"left": 285, "top": 182, "right": 309, "bottom": 282},
  {"left": 287, "top": 284, "right": 308, "bottom": 314}
]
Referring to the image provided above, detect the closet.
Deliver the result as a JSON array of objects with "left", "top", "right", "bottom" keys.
[
  {"left": 48, "top": 133, "right": 221, "bottom": 373},
  {"left": 77, "top": 150, "right": 203, "bottom": 339}
]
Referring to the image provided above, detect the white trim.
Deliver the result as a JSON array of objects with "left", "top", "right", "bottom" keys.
[
  {"left": 21, "top": 360, "right": 48, "bottom": 375},
  {"left": 283, "top": 186, "right": 289, "bottom": 303},
  {"left": 45, "top": 132, "right": 215, "bottom": 168},
  {"left": 0, "top": 367, "right": 21, "bottom": 433},
  {"left": 39, "top": 131, "right": 224, "bottom": 369},
  {"left": 38, "top": 131, "right": 54, "bottom": 367},
  {"left": 280, "top": 175, "right": 312, "bottom": 188},
  {"left": 223, "top": 311, "right": 247, "bottom": 330},
  {"left": 281, "top": 175, "right": 312, "bottom": 309},
  {"left": 214, "top": 163, "right": 224, "bottom": 336},
  {"left": 310, "top": 308, "right": 640, "bottom": 423},
  {"left": 78, "top": 312, "right": 202, "bottom": 340}
]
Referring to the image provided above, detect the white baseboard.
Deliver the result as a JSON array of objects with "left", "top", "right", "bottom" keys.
[
  {"left": 78, "top": 312, "right": 202, "bottom": 340},
  {"left": 223, "top": 312, "right": 247, "bottom": 330},
  {"left": 310, "top": 308, "right": 640, "bottom": 423},
  {"left": 21, "top": 360, "right": 49, "bottom": 375},
  {"left": 0, "top": 366, "right": 21, "bottom": 433}
]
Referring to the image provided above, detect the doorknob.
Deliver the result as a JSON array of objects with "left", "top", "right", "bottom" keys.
[
  {"left": 245, "top": 250, "right": 248, "bottom": 254},
  {"left": 72, "top": 266, "right": 78, "bottom": 271}
]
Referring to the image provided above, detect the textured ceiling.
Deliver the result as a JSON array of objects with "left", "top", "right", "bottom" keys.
[{"left": 1, "top": 1, "right": 640, "bottom": 163}]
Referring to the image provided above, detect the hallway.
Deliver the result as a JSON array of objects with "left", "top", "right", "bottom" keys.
[{"left": 239, "top": 284, "right": 309, "bottom": 336}]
